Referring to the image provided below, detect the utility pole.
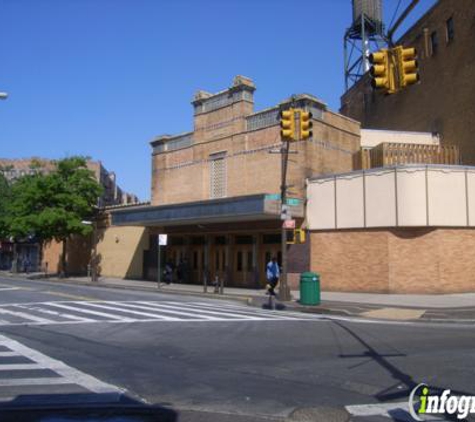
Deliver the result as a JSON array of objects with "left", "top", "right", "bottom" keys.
[
  {"left": 277, "top": 106, "right": 312, "bottom": 302},
  {"left": 280, "top": 132, "right": 291, "bottom": 301}
]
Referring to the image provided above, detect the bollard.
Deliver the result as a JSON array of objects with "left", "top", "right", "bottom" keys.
[{"left": 214, "top": 276, "right": 219, "bottom": 294}]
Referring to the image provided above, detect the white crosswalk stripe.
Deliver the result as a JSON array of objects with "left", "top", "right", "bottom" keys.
[
  {"left": 346, "top": 402, "right": 446, "bottom": 421},
  {"left": 0, "top": 334, "right": 123, "bottom": 405},
  {"left": 0, "top": 300, "right": 325, "bottom": 326}
]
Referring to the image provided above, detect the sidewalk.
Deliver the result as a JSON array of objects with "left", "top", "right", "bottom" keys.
[{"left": 3, "top": 272, "right": 475, "bottom": 323}]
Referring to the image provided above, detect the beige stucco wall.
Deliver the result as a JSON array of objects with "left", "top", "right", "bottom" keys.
[
  {"left": 96, "top": 225, "right": 148, "bottom": 279},
  {"left": 360, "top": 129, "right": 439, "bottom": 148},
  {"left": 307, "top": 166, "right": 475, "bottom": 230}
]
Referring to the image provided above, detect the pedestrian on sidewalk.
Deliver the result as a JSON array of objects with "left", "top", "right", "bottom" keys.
[
  {"left": 266, "top": 257, "right": 280, "bottom": 296},
  {"left": 163, "top": 261, "right": 174, "bottom": 285}
]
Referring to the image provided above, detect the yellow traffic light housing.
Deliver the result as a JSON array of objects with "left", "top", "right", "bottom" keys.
[
  {"left": 299, "top": 111, "right": 313, "bottom": 140},
  {"left": 280, "top": 109, "right": 296, "bottom": 141},
  {"left": 286, "top": 229, "right": 306, "bottom": 245},
  {"left": 394, "top": 46, "right": 419, "bottom": 89},
  {"left": 369, "top": 49, "right": 396, "bottom": 94}
]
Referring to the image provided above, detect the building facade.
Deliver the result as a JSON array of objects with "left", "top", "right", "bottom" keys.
[
  {"left": 307, "top": 165, "right": 475, "bottom": 293},
  {"left": 340, "top": 0, "right": 475, "bottom": 165},
  {"left": 0, "top": 157, "right": 139, "bottom": 273},
  {"left": 111, "top": 76, "right": 360, "bottom": 287}
]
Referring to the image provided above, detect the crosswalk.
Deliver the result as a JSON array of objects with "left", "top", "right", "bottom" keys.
[
  {"left": 0, "top": 333, "right": 122, "bottom": 406},
  {"left": 0, "top": 300, "right": 323, "bottom": 326}
]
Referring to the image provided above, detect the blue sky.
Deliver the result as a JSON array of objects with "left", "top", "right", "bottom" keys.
[{"left": 0, "top": 0, "right": 437, "bottom": 201}]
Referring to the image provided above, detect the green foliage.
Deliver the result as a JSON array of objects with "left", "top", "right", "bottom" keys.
[
  {"left": 0, "top": 173, "right": 12, "bottom": 238},
  {"left": 4, "top": 156, "right": 103, "bottom": 243}
]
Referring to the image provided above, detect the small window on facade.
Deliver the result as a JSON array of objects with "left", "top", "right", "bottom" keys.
[
  {"left": 446, "top": 17, "right": 454, "bottom": 42},
  {"left": 430, "top": 31, "right": 438, "bottom": 55},
  {"left": 210, "top": 152, "right": 227, "bottom": 199}
]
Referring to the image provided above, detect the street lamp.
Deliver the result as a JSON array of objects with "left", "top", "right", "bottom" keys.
[
  {"left": 0, "top": 92, "right": 8, "bottom": 100},
  {"left": 82, "top": 220, "right": 98, "bottom": 282}
]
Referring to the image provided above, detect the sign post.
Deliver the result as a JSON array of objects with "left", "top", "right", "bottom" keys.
[{"left": 157, "top": 234, "right": 168, "bottom": 289}]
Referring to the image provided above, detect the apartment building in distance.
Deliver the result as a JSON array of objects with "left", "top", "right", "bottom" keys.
[
  {"left": 340, "top": 0, "right": 475, "bottom": 165},
  {"left": 0, "top": 157, "right": 139, "bottom": 206}
]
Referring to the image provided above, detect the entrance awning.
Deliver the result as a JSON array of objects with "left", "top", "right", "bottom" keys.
[{"left": 111, "top": 194, "right": 304, "bottom": 227}]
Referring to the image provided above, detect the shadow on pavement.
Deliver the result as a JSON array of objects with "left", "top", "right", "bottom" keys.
[
  {"left": 335, "top": 321, "right": 473, "bottom": 422},
  {"left": 0, "top": 392, "right": 178, "bottom": 422}
]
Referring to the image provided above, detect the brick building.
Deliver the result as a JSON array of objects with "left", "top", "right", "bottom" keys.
[
  {"left": 0, "top": 157, "right": 139, "bottom": 207},
  {"left": 0, "top": 157, "right": 139, "bottom": 273},
  {"left": 103, "top": 75, "right": 474, "bottom": 294},
  {"left": 111, "top": 75, "right": 360, "bottom": 287},
  {"left": 340, "top": 0, "right": 475, "bottom": 165}
]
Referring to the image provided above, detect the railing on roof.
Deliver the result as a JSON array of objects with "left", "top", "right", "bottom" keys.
[
  {"left": 246, "top": 108, "right": 280, "bottom": 131},
  {"left": 354, "top": 143, "right": 461, "bottom": 170},
  {"left": 153, "top": 133, "right": 193, "bottom": 154}
]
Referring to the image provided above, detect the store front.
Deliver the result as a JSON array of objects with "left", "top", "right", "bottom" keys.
[{"left": 111, "top": 194, "right": 304, "bottom": 288}]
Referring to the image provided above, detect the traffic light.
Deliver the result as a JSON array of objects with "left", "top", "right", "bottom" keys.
[
  {"left": 286, "top": 229, "right": 306, "bottom": 244},
  {"left": 394, "top": 46, "right": 419, "bottom": 89},
  {"left": 299, "top": 111, "right": 313, "bottom": 140},
  {"left": 369, "top": 49, "right": 396, "bottom": 94},
  {"left": 280, "top": 109, "right": 296, "bottom": 141}
]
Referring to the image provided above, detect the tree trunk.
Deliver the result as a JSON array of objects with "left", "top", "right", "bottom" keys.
[
  {"left": 11, "top": 242, "right": 18, "bottom": 273},
  {"left": 60, "top": 238, "right": 67, "bottom": 278}
]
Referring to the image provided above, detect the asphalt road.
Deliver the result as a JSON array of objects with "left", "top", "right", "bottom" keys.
[{"left": 0, "top": 276, "right": 473, "bottom": 422}]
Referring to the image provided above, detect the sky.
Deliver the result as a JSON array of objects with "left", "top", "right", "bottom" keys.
[{"left": 0, "top": 0, "right": 437, "bottom": 201}]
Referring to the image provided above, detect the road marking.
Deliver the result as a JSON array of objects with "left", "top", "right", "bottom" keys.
[
  {"left": 21, "top": 305, "right": 95, "bottom": 322},
  {"left": 0, "top": 377, "right": 73, "bottom": 387},
  {"left": 0, "top": 334, "right": 123, "bottom": 395},
  {"left": 0, "top": 287, "right": 23, "bottom": 291},
  {"left": 78, "top": 301, "right": 191, "bottom": 321},
  {"left": 41, "top": 290, "right": 98, "bottom": 301},
  {"left": 134, "top": 301, "right": 264, "bottom": 320},
  {"left": 0, "top": 363, "right": 43, "bottom": 371},
  {"left": 0, "top": 351, "right": 20, "bottom": 357},
  {"left": 0, "top": 307, "right": 53, "bottom": 323},
  {"left": 191, "top": 301, "right": 324, "bottom": 320},
  {"left": 45, "top": 302, "right": 135, "bottom": 322},
  {"left": 0, "top": 300, "right": 329, "bottom": 326},
  {"left": 346, "top": 401, "right": 445, "bottom": 420}
]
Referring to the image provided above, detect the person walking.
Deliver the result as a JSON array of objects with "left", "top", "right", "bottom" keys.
[
  {"left": 266, "top": 256, "right": 280, "bottom": 296},
  {"left": 163, "top": 261, "right": 174, "bottom": 285}
]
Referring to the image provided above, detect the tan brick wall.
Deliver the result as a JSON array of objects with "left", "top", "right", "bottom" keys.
[
  {"left": 152, "top": 111, "right": 360, "bottom": 206},
  {"left": 311, "top": 228, "right": 475, "bottom": 293},
  {"left": 96, "top": 225, "right": 148, "bottom": 279},
  {"left": 340, "top": 0, "right": 475, "bottom": 165},
  {"left": 42, "top": 235, "right": 91, "bottom": 275}
]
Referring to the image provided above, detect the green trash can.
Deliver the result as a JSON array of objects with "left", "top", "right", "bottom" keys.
[{"left": 300, "top": 272, "right": 320, "bottom": 306}]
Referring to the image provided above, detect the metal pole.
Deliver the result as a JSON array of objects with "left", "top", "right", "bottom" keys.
[
  {"left": 157, "top": 242, "right": 161, "bottom": 289},
  {"left": 91, "top": 220, "right": 98, "bottom": 282},
  {"left": 280, "top": 136, "right": 291, "bottom": 302}
]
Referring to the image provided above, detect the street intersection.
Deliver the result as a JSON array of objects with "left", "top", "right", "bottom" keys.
[{"left": 0, "top": 276, "right": 473, "bottom": 422}]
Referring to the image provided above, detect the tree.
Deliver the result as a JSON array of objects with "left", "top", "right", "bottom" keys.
[
  {"left": 5, "top": 157, "right": 103, "bottom": 275},
  {"left": 0, "top": 173, "right": 12, "bottom": 239}
]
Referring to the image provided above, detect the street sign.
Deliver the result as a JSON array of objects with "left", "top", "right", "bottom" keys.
[
  {"left": 265, "top": 194, "right": 281, "bottom": 201},
  {"left": 282, "top": 219, "right": 296, "bottom": 229},
  {"left": 265, "top": 194, "right": 301, "bottom": 206},
  {"left": 281, "top": 205, "right": 291, "bottom": 220},
  {"left": 158, "top": 234, "right": 168, "bottom": 246}
]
